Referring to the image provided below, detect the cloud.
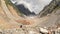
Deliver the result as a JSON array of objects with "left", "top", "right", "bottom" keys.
[{"left": 10, "top": 0, "right": 52, "bottom": 14}]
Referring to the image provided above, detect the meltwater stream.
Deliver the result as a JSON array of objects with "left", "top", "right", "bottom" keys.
[{"left": 10, "top": 0, "right": 52, "bottom": 16}]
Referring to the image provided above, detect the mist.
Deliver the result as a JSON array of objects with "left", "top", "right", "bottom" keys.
[{"left": 10, "top": 0, "right": 52, "bottom": 14}]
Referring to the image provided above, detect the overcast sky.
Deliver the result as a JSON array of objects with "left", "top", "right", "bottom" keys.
[{"left": 10, "top": 0, "right": 52, "bottom": 14}]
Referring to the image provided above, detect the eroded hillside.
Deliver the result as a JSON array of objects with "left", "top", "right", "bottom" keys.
[{"left": 0, "top": 0, "right": 60, "bottom": 34}]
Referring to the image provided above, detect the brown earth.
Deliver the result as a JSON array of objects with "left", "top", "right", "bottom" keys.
[{"left": 0, "top": 0, "right": 60, "bottom": 30}]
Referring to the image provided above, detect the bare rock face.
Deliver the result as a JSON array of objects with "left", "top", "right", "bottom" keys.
[{"left": 39, "top": 0, "right": 60, "bottom": 17}]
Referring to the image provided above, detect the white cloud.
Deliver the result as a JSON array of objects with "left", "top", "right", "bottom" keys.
[{"left": 10, "top": 0, "right": 52, "bottom": 14}]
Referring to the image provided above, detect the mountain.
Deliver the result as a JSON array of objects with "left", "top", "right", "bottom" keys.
[
  {"left": 39, "top": 0, "right": 60, "bottom": 17},
  {"left": 0, "top": 0, "right": 60, "bottom": 34},
  {"left": 10, "top": 0, "right": 52, "bottom": 16}
]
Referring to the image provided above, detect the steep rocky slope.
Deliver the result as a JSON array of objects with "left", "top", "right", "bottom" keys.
[
  {"left": 39, "top": 0, "right": 60, "bottom": 17},
  {"left": 0, "top": 0, "right": 60, "bottom": 34}
]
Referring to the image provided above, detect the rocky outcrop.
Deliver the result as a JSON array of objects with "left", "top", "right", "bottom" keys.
[
  {"left": 39, "top": 0, "right": 60, "bottom": 17},
  {"left": 16, "top": 4, "right": 36, "bottom": 16}
]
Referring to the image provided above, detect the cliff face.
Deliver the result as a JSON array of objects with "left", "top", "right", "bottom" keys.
[{"left": 39, "top": 0, "right": 60, "bottom": 17}]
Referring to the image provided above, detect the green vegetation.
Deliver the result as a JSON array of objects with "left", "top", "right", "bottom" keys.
[
  {"left": 4, "top": 0, "right": 12, "bottom": 5},
  {"left": 4, "top": 0, "right": 24, "bottom": 16}
]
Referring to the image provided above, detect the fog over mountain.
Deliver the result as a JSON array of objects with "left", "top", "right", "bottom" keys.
[{"left": 10, "top": 0, "right": 52, "bottom": 15}]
